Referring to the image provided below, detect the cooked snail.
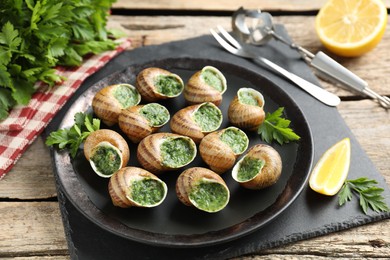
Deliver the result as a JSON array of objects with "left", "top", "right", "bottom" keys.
[
  {"left": 228, "top": 88, "right": 265, "bottom": 131},
  {"left": 92, "top": 83, "right": 141, "bottom": 126},
  {"left": 170, "top": 102, "right": 223, "bottom": 143},
  {"left": 176, "top": 167, "right": 230, "bottom": 213},
  {"left": 108, "top": 167, "right": 168, "bottom": 208},
  {"left": 118, "top": 103, "right": 170, "bottom": 143},
  {"left": 184, "top": 66, "right": 227, "bottom": 106},
  {"left": 137, "top": 133, "right": 197, "bottom": 173},
  {"left": 199, "top": 127, "right": 249, "bottom": 174},
  {"left": 136, "top": 67, "right": 184, "bottom": 102},
  {"left": 232, "top": 144, "right": 282, "bottom": 189},
  {"left": 84, "top": 129, "right": 130, "bottom": 178}
]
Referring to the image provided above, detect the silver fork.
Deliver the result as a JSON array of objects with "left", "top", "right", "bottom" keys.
[{"left": 210, "top": 25, "right": 341, "bottom": 107}]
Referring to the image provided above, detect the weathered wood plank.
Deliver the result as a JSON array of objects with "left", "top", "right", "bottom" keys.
[
  {"left": 0, "top": 137, "right": 56, "bottom": 200},
  {"left": 0, "top": 202, "right": 388, "bottom": 258},
  {"left": 0, "top": 257, "right": 69, "bottom": 260},
  {"left": 112, "top": 0, "right": 390, "bottom": 12},
  {"left": 338, "top": 100, "right": 390, "bottom": 185},
  {"left": 0, "top": 202, "right": 68, "bottom": 258},
  {"left": 107, "top": 15, "right": 390, "bottom": 97}
]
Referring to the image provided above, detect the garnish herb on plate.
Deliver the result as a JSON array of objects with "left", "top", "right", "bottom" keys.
[
  {"left": 0, "top": 0, "right": 118, "bottom": 120},
  {"left": 257, "top": 107, "right": 300, "bottom": 145},
  {"left": 46, "top": 112, "right": 100, "bottom": 158},
  {"left": 338, "top": 177, "right": 390, "bottom": 215}
]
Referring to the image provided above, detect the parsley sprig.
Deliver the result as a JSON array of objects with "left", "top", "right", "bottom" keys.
[
  {"left": 338, "top": 177, "right": 389, "bottom": 214},
  {"left": 46, "top": 112, "right": 100, "bottom": 158},
  {"left": 257, "top": 107, "right": 300, "bottom": 145}
]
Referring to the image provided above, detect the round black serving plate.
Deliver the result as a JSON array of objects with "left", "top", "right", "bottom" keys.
[{"left": 52, "top": 57, "right": 313, "bottom": 248}]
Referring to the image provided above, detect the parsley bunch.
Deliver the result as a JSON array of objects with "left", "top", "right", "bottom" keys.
[
  {"left": 0, "top": 0, "right": 118, "bottom": 120},
  {"left": 46, "top": 112, "right": 100, "bottom": 158},
  {"left": 258, "top": 107, "right": 301, "bottom": 145}
]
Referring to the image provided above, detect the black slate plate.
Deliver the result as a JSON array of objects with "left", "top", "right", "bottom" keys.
[{"left": 52, "top": 57, "right": 313, "bottom": 248}]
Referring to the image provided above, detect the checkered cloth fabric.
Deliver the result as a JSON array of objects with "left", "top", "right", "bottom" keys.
[{"left": 0, "top": 39, "right": 131, "bottom": 179}]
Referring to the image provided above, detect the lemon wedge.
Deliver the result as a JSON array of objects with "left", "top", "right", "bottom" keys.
[
  {"left": 315, "top": 0, "right": 387, "bottom": 57},
  {"left": 309, "top": 138, "right": 351, "bottom": 196}
]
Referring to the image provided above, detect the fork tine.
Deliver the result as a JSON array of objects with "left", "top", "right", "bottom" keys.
[
  {"left": 210, "top": 28, "right": 243, "bottom": 56},
  {"left": 216, "top": 25, "right": 241, "bottom": 49}
]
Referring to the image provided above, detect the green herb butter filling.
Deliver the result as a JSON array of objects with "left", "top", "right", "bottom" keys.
[
  {"left": 160, "top": 137, "right": 196, "bottom": 168},
  {"left": 237, "top": 156, "right": 265, "bottom": 182},
  {"left": 189, "top": 180, "right": 229, "bottom": 212},
  {"left": 154, "top": 75, "right": 183, "bottom": 96},
  {"left": 139, "top": 103, "right": 170, "bottom": 127},
  {"left": 193, "top": 103, "right": 222, "bottom": 132},
  {"left": 90, "top": 144, "right": 121, "bottom": 176},
  {"left": 113, "top": 84, "right": 140, "bottom": 109},
  {"left": 201, "top": 68, "right": 225, "bottom": 92},
  {"left": 130, "top": 178, "right": 166, "bottom": 206},
  {"left": 238, "top": 89, "right": 260, "bottom": 106},
  {"left": 220, "top": 127, "right": 249, "bottom": 154}
]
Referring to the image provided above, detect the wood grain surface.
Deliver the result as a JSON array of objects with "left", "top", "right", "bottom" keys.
[
  {"left": 112, "top": 0, "right": 390, "bottom": 12},
  {"left": 1, "top": 1, "right": 389, "bottom": 259}
]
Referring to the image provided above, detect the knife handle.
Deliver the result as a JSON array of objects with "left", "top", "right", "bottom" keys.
[{"left": 310, "top": 51, "right": 368, "bottom": 93}]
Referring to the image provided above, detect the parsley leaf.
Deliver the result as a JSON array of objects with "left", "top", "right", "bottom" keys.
[
  {"left": 0, "top": 22, "right": 21, "bottom": 51},
  {"left": 46, "top": 112, "right": 100, "bottom": 158},
  {"left": 257, "top": 107, "right": 301, "bottom": 145},
  {"left": 0, "top": 88, "right": 15, "bottom": 119},
  {"left": 338, "top": 177, "right": 390, "bottom": 214}
]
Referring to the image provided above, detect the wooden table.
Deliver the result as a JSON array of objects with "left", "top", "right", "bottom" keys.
[{"left": 1, "top": 1, "right": 389, "bottom": 259}]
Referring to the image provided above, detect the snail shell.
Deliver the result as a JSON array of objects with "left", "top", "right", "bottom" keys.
[
  {"left": 184, "top": 66, "right": 227, "bottom": 106},
  {"left": 176, "top": 167, "right": 230, "bottom": 213},
  {"left": 136, "top": 67, "right": 184, "bottom": 102},
  {"left": 108, "top": 167, "right": 168, "bottom": 208},
  {"left": 228, "top": 88, "right": 265, "bottom": 131},
  {"left": 199, "top": 127, "right": 249, "bottom": 174},
  {"left": 137, "top": 133, "right": 197, "bottom": 174},
  {"left": 170, "top": 102, "right": 223, "bottom": 144},
  {"left": 84, "top": 129, "right": 130, "bottom": 178},
  {"left": 92, "top": 84, "right": 141, "bottom": 126},
  {"left": 118, "top": 103, "right": 170, "bottom": 143},
  {"left": 232, "top": 144, "right": 282, "bottom": 189}
]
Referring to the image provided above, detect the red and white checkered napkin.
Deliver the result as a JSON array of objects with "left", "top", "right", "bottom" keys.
[{"left": 0, "top": 39, "right": 131, "bottom": 179}]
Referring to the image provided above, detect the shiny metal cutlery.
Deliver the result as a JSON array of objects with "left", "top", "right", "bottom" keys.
[
  {"left": 210, "top": 25, "right": 341, "bottom": 107},
  {"left": 232, "top": 7, "right": 390, "bottom": 109}
]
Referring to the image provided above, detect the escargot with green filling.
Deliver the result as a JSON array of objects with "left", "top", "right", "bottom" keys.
[
  {"left": 92, "top": 84, "right": 141, "bottom": 126},
  {"left": 170, "top": 102, "right": 223, "bottom": 143},
  {"left": 137, "top": 133, "right": 197, "bottom": 174},
  {"left": 118, "top": 103, "right": 170, "bottom": 143},
  {"left": 228, "top": 87, "right": 265, "bottom": 131},
  {"left": 136, "top": 67, "right": 184, "bottom": 102},
  {"left": 199, "top": 127, "right": 249, "bottom": 173},
  {"left": 184, "top": 66, "right": 227, "bottom": 106},
  {"left": 84, "top": 129, "right": 130, "bottom": 178},
  {"left": 232, "top": 144, "right": 282, "bottom": 189},
  {"left": 108, "top": 167, "right": 168, "bottom": 208},
  {"left": 176, "top": 167, "right": 230, "bottom": 213}
]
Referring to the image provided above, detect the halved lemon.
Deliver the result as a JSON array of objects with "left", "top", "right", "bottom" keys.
[
  {"left": 309, "top": 138, "right": 351, "bottom": 196},
  {"left": 315, "top": 0, "right": 387, "bottom": 57}
]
